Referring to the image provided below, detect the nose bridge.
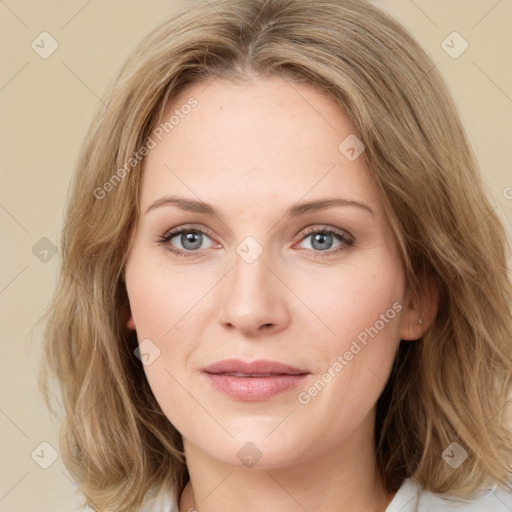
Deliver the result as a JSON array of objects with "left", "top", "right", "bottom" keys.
[
  {"left": 231, "top": 241, "right": 273, "bottom": 311},
  {"left": 218, "top": 236, "right": 288, "bottom": 333}
]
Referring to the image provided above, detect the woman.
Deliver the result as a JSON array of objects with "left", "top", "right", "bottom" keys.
[{"left": 40, "top": 0, "right": 512, "bottom": 511}]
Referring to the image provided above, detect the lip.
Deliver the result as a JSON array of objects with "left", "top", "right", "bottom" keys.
[{"left": 202, "top": 358, "right": 310, "bottom": 401}]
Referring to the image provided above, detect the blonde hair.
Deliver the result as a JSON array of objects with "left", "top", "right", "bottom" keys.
[{"left": 40, "top": 0, "right": 512, "bottom": 510}]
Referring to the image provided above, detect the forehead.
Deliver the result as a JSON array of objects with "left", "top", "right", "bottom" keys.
[{"left": 140, "top": 76, "right": 382, "bottom": 216}]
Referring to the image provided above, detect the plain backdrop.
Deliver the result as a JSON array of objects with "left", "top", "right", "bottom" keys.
[{"left": 0, "top": 1, "right": 511, "bottom": 511}]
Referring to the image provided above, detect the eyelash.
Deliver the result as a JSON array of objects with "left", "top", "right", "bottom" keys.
[{"left": 157, "top": 225, "right": 354, "bottom": 259}]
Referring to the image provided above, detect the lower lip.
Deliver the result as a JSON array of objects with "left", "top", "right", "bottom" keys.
[{"left": 204, "top": 373, "right": 308, "bottom": 401}]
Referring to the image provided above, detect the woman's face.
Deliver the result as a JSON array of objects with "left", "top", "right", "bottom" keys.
[{"left": 124, "top": 76, "right": 423, "bottom": 468}]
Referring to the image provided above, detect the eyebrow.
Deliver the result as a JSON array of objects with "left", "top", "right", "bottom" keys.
[{"left": 145, "top": 195, "right": 375, "bottom": 218}]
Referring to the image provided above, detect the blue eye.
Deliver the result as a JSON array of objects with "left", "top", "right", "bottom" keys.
[
  {"left": 158, "top": 228, "right": 214, "bottom": 257},
  {"left": 157, "top": 225, "right": 353, "bottom": 258},
  {"left": 297, "top": 227, "right": 353, "bottom": 255}
]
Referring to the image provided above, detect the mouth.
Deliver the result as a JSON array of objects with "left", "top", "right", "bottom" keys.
[{"left": 202, "top": 359, "right": 310, "bottom": 401}]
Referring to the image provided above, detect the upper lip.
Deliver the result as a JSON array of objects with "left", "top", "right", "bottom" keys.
[{"left": 202, "top": 358, "right": 309, "bottom": 376}]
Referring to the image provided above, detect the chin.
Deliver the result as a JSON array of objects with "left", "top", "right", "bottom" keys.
[{"left": 193, "top": 428, "right": 310, "bottom": 470}]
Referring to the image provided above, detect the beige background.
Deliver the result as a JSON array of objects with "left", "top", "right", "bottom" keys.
[{"left": 0, "top": 1, "right": 511, "bottom": 511}]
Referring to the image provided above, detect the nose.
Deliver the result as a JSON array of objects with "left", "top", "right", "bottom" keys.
[{"left": 217, "top": 247, "right": 290, "bottom": 338}]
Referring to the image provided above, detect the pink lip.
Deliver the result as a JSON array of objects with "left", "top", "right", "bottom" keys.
[{"left": 202, "top": 358, "right": 309, "bottom": 401}]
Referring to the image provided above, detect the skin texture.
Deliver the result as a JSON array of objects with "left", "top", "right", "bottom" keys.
[{"left": 124, "top": 77, "right": 437, "bottom": 512}]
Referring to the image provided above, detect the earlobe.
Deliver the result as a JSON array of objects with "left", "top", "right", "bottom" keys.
[{"left": 126, "top": 314, "right": 136, "bottom": 330}]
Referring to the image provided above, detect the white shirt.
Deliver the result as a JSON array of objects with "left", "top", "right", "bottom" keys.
[
  {"left": 388, "top": 477, "right": 512, "bottom": 511},
  {"left": 142, "top": 476, "right": 512, "bottom": 511}
]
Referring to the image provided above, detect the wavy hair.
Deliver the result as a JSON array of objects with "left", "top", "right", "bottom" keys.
[{"left": 39, "top": 0, "right": 512, "bottom": 510}]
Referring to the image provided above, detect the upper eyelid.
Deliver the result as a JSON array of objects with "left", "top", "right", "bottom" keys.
[{"left": 164, "top": 224, "right": 216, "bottom": 241}]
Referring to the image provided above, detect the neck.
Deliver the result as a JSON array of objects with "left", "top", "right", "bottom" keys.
[{"left": 178, "top": 418, "right": 395, "bottom": 512}]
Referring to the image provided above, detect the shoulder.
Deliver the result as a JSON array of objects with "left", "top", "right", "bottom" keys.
[{"left": 387, "top": 477, "right": 512, "bottom": 512}]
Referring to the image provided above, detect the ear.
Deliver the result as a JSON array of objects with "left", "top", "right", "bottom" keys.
[
  {"left": 126, "top": 313, "right": 136, "bottom": 331},
  {"left": 399, "top": 274, "right": 439, "bottom": 341},
  {"left": 123, "top": 276, "right": 135, "bottom": 330}
]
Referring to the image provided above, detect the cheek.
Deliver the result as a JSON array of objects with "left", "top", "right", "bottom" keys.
[
  {"left": 124, "top": 253, "right": 211, "bottom": 424},
  {"left": 298, "top": 257, "right": 404, "bottom": 346},
  {"left": 307, "top": 266, "right": 404, "bottom": 408},
  {"left": 300, "top": 258, "right": 405, "bottom": 404},
  {"left": 125, "top": 250, "right": 209, "bottom": 338}
]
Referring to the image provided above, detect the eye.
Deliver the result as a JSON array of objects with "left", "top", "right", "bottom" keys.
[
  {"left": 157, "top": 226, "right": 215, "bottom": 258},
  {"left": 295, "top": 226, "right": 353, "bottom": 256}
]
